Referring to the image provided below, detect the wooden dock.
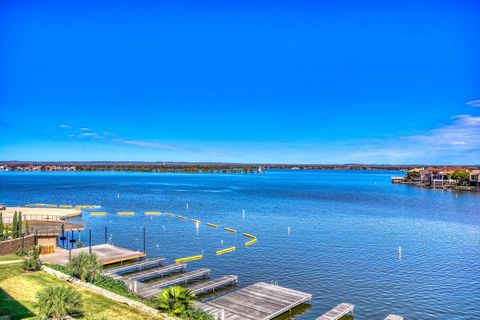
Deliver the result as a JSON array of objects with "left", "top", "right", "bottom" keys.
[
  {"left": 102, "top": 257, "right": 165, "bottom": 276},
  {"left": 41, "top": 244, "right": 145, "bottom": 266},
  {"left": 385, "top": 315, "right": 403, "bottom": 320},
  {"left": 198, "top": 282, "right": 312, "bottom": 320},
  {"left": 187, "top": 275, "right": 238, "bottom": 295},
  {"left": 316, "top": 303, "right": 354, "bottom": 320},
  {"left": 118, "top": 263, "right": 187, "bottom": 282},
  {"left": 137, "top": 268, "right": 211, "bottom": 298}
]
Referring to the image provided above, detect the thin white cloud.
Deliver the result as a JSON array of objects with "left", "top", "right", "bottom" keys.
[
  {"left": 466, "top": 99, "right": 480, "bottom": 107},
  {"left": 78, "top": 132, "right": 100, "bottom": 138},
  {"left": 59, "top": 124, "right": 70, "bottom": 128},
  {"left": 79, "top": 127, "right": 91, "bottom": 131},
  {"left": 341, "top": 114, "right": 480, "bottom": 164},
  {"left": 113, "top": 139, "right": 180, "bottom": 150}
]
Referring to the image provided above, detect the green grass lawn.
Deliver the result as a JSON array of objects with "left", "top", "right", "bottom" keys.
[
  {"left": 0, "top": 264, "right": 165, "bottom": 320},
  {"left": 0, "top": 254, "right": 23, "bottom": 262}
]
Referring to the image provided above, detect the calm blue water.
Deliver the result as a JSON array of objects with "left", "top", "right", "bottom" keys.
[{"left": 1, "top": 170, "right": 479, "bottom": 319}]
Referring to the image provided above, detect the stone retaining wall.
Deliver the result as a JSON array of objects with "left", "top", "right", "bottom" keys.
[
  {"left": 42, "top": 266, "right": 172, "bottom": 319},
  {"left": 0, "top": 234, "right": 35, "bottom": 255}
]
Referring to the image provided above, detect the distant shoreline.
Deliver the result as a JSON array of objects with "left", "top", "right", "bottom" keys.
[{"left": 1, "top": 162, "right": 479, "bottom": 174}]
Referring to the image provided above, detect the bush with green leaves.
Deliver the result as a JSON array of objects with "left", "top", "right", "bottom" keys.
[
  {"left": 66, "top": 252, "right": 102, "bottom": 282},
  {"left": 154, "top": 286, "right": 196, "bottom": 316},
  {"left": 23, "top": 245, "right": 42, "bottom": 271},
  {"left": 180, "top": 308, "right": 214, "bottom": 320},
  {"left": 16, "top": 248, "right": 29, "bottom": 256},
  {"left": 92, "top": 275, "right": 139, "bottom": 299},
  {"left": 35, "top": 284, "right": 83, "bottom": 320}
]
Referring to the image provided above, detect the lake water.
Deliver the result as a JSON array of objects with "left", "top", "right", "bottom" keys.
[{"left": 1, "top": 170, "right": 479, "bottom": 319}]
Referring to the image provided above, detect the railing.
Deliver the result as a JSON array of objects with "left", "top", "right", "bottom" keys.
[{"left": 0, "top": 214, "right": 64, "bottom": 225}]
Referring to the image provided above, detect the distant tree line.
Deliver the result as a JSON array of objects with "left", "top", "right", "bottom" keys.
[{"left": 74, "top": 164, "right": 260, "bottom": 174}]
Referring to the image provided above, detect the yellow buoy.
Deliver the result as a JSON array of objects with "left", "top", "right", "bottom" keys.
[
  {"left": 223, "top": 227, "right": 237, "bottom": 233},
  {"left": 177, "top": 215, "right": 187, "bottom": 220},
  {"left": 175, "top": 255, "right": 203, "bottom": 263},
  {"left": 245, "top": 238, "right": 257, "bottom": 246},
  {"left": 216, "top": 247, "right": 236, "bottom": 255},
  {"left": 166, "top": 213, "right": 175, "bottom": 217},
  {"left": 144, "top": 211, "right": 161, "bottom": 215},
  {"left": 117, "top": 211, "right": 135, "bottom": 216},
  {"left": 242, "top": 233, "right": 256, "bottom": 239},
  {"left": 206, "top": 223, "right": 218, "bottom": 228},
  {"left": 90, "top": 212, "right": 107, "bottom": 216}
]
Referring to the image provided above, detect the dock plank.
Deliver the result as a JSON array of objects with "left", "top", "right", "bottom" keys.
[
  {"left": 41, "top": 244, "right": 145, "bottom": 266},
  {"left": 137, "top": 268, "right": 210, "bottom": 298},
  {"left": 187, "top": 275, "right": 238, "bottom": 295},
  {"left": 102, "top": 258, "right": 165, "bottom": 276},
  {"left": 202, "top": 282, "right": 311, "bottom": 320},
  {"left": 316, "top": 303, "right": 354, "bottom": 320},
  {"left": 117, "top": 263, "right": 187, "bottom": 282}
]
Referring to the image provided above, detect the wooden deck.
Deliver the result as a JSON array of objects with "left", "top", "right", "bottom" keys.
[
  {"left": 118, "top": 263, "right": 187, "bottom": 282},
  {"left": 102, "top": 257, "right": 165, "bottom": 276},
  {"left": 41, "top": 244, "right": 145, "bottom": 266},
  {"left": 385, "top": 315, "right": 403, "bottom": 320},
  {"left": 187, "top": 275, "right": 238, "bottom": 295},
  {"left": 137, "top": 268, "right": 211, "bottom": 298},
  {"left": 198, "top": 282, "right": 312, "bottom": 320},
  {"left": 316, "top": 303, "right": 354, "bottom": 320}
]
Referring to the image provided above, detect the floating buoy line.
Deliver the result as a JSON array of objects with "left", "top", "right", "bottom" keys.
[{"left": 25, "top": 202, "right": 258, "bottom": 260}]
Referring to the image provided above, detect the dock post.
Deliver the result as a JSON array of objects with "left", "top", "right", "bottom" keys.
[
  {"left": 89, "top": 229, "right": 92, "bottom": 254},
  {"left": 143, "top": 226, "right": 146, "bottom": 254},
  {"left": 220, "top": 309, "right": 224, "bottom": 320},
  {"left": 133, "top": 280, "right": 138, "bottom": 293},
  {"left": 104, "top": 226, "right": 107, "bottom": 244}
]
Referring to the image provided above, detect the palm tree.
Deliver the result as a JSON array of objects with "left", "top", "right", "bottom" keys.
[
  {"left": 35, "top": 285, "right": 83, "bottom": 320},
  {"left": 155, "top": 286, "right": 196, "bottom": 316},
  {"left": 66, "top": 252, "right": 102, "bottom": 282}
]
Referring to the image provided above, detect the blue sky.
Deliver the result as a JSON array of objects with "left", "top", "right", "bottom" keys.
[{"left": 1, "top": 0, "right": 479, "bottom": 164}]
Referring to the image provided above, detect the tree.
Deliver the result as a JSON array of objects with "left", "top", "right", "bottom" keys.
[
  {"left": 154, "top": 286, "right": 196, "bottom": 316},
  {"left": 17, "top": 212, "right": 23, "bottom": 236},
  {"left": 0, "top": 212, "right": 4, "bottom": 240},
  {"left": 451, "top": 169, "right": 470, "bottom": 186},
  {"left": 23, "top": 245, "right": 42, "bottom": 271},
  {"left": 35, "top": 285, "right": 83, "bottom": 320},
  {"left": 66, "top": 252, "right": 102, "bottom": 282},
  {"left": 25, "top": 220, "right": 30, "bottom": 235},
  {"left": 12, "top": 211, "right": 18, "bottom": 238}
]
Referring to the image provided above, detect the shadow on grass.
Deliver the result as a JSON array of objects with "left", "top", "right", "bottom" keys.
[{"left": 0, "top": 288, "right": 34, "bottom": 319}]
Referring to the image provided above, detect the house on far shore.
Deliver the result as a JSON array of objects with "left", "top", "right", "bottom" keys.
[
  {"left": 405, "top": 167, "right": 431, "bottom": 184},
  {"left": 429, "top": 167, "right": 457, "bottom": 187},
  {"left": 470, "top": 170, "right": 480, "bottom": 189}
]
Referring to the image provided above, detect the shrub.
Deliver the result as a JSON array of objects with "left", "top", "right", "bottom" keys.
[
  {"left": 92, "top": 275, "right": 139, "bottom": 299},
  {"left": 66, "top": 252, "right": 102, "bottom": 282},
  {"left": 35, "top": 285, "right": 83, "bottom": 320},
  {"left": 154, "top": 286, "right": 196, "bottom": 316},
  {"left": 23, "top": 245, "right": 42, "bottom": 271},
  {"left": 16, "top": 248, "right": 29, "bottom": 257},
  {"left": 180, "top": 308, "right": 214, "bottom": 320}
]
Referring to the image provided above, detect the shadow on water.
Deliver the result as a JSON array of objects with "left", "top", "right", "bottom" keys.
[
  {"left": 272, "top": 303, "right": 312, "bottom": 320},
  {"left": 0, "top": 288, "right": 34, "bottom": 319},
  {"left": 272, "top": 304, "right": 353, "bottom": 320}
]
